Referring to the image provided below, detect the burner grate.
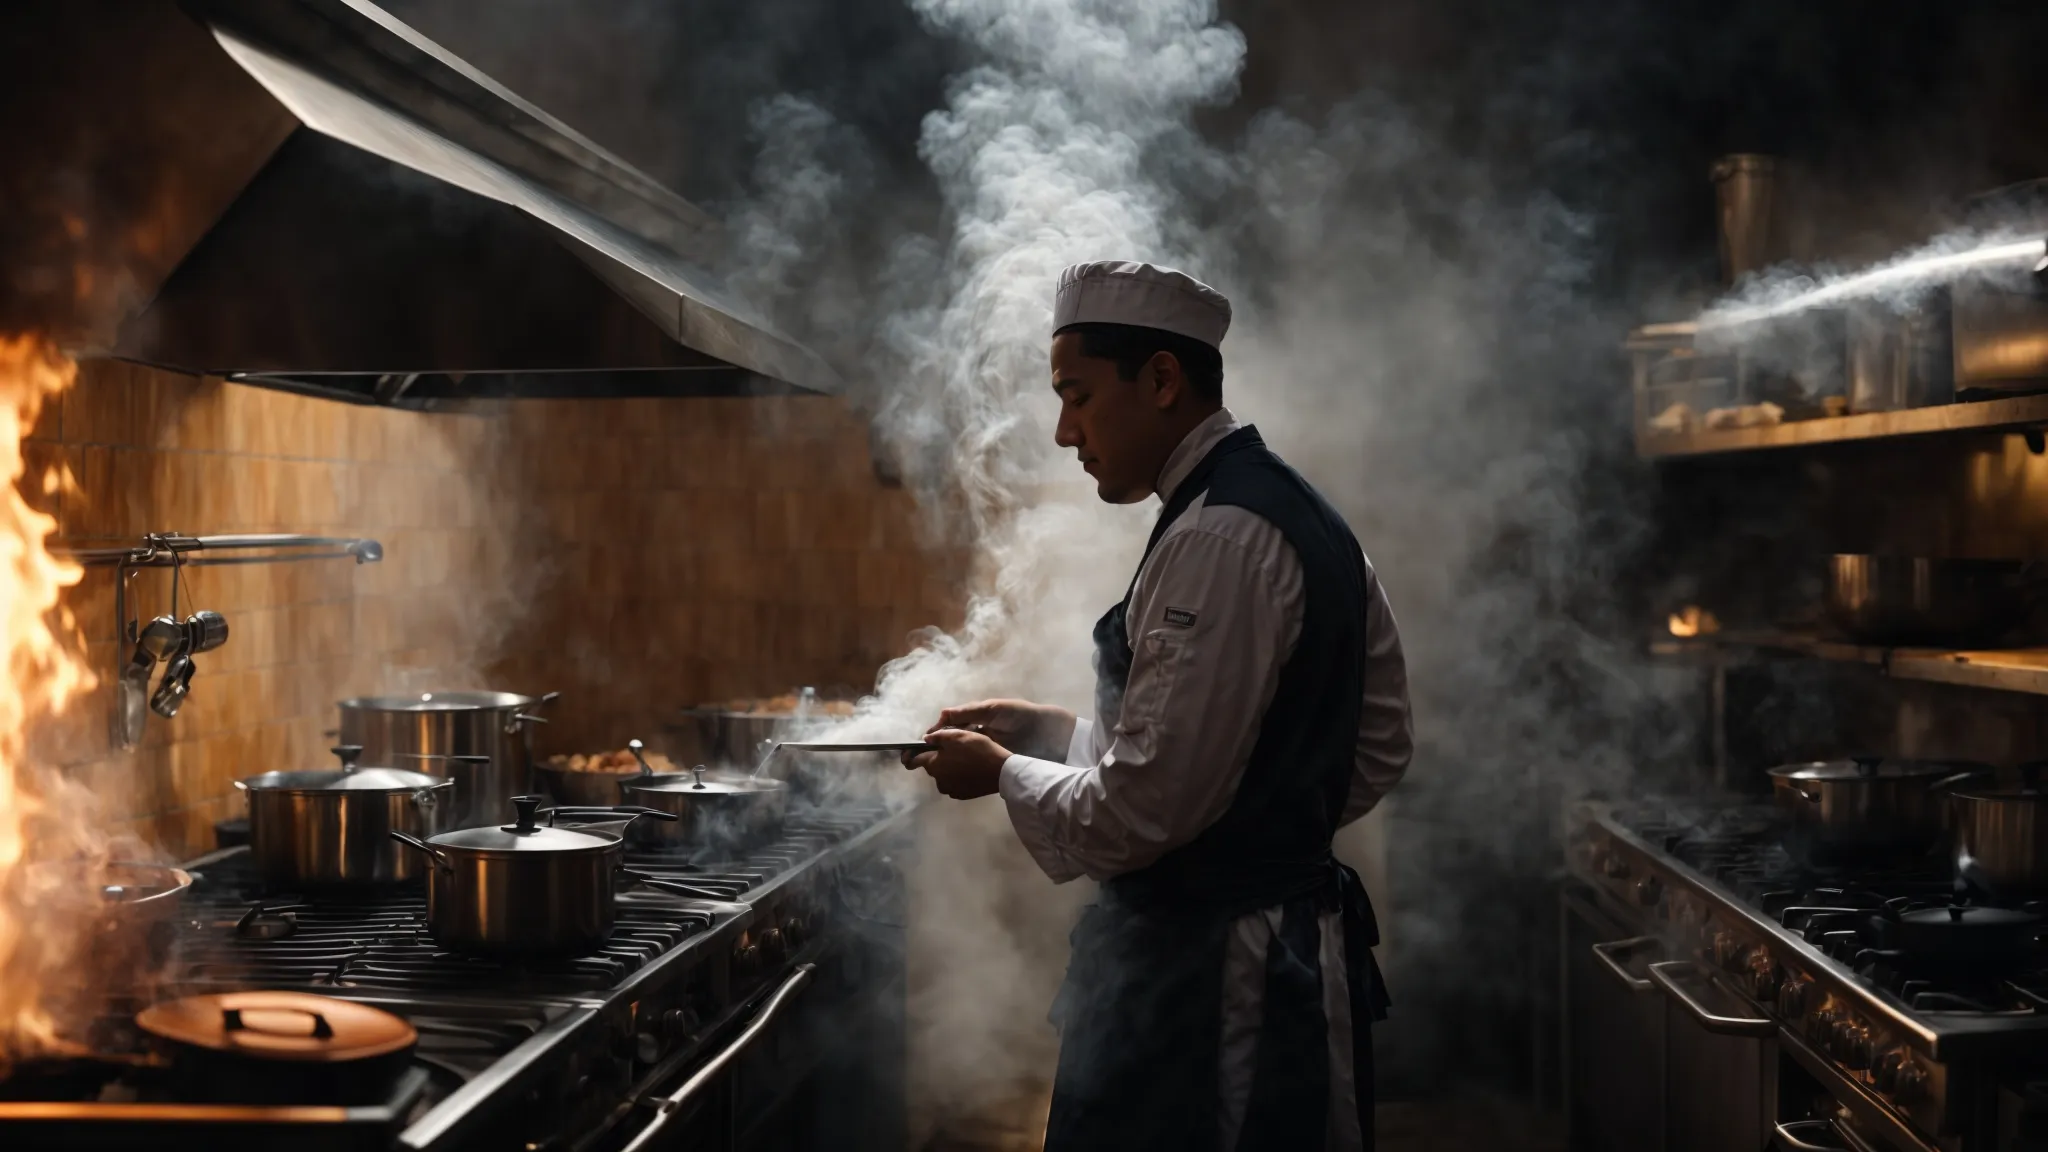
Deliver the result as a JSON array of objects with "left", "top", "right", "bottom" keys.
[{"left": 1619, "top": 804, "right": 2048, "bottom": 1018}]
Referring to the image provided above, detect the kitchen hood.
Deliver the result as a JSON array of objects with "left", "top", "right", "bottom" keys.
[{"left": 0, "top": 0, "right": 838, "bottom": 407}]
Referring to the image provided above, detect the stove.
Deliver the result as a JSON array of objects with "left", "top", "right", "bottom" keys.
[
  {"left": 0, "top": 801, "right": 913, "bottom": 1152},
  {"left": 1569, "top": 799, "right": 2048, "bottom": 1152}
]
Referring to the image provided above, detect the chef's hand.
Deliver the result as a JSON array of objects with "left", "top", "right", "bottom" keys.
[
  {"left": 925, "top": 698, "right": 1076, "bottom": 762},
  {"left": 903, "top": 727, "right": 1012, "bottom": 800}
]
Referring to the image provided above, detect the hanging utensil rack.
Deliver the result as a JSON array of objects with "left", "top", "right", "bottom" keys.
[
  {"left": 54, "top": 533, "right": 384, "bottom": 748},
  {"left": 55, "top": 533, "right": 384, "bottom": 569}
]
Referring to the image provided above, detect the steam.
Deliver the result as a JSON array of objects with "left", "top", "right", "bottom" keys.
[
  {"left": 727, "top": 0, "right": 1689, "bottom": 1114},
  {"left": 1701, "top": 231, "right": 2044, "bottom": 329}
]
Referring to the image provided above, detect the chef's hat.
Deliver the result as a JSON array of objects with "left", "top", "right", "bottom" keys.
[{"left": 1052, "top": 261, "right": 1232, "bottom": 349}]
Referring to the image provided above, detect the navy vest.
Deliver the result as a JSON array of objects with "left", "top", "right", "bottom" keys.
[
  {"left": 1091, "top": 424, "right": 1370, "bottom": 917},
  {"left": 1044, "top": 423, "right": 1386, "bottom": 1152}
]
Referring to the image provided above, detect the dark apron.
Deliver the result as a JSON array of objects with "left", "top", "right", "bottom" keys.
[{"left": 1043, "top": 425, "right": 1389, "bottom": 1152}]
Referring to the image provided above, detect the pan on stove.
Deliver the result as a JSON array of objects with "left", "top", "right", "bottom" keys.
[{"left": 135, "top": 990, "right": 416, "bottom": 1104}]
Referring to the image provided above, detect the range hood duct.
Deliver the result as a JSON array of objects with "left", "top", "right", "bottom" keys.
[{"left": 0, "top": 0, "right": 837, "bottom": 407}]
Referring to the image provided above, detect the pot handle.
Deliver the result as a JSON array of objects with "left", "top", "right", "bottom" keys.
[
  {"left": 1793, "top": 780, "right": 1824, "bottom": 804},
  {"left": 618, "top": 965, "right": 815, "bottom": 1152},
  {"left": 409, "top": 780, "right": 457, "bottom": 810},
  {"left": 223, "top": 1005, "right": 334, "bottom": 1041},
  {"left": 389, "top": 831, "right": 452, "bottom": 872},
  {"left": 543, "top": 805, "right": 679, "bottom": 826},
  {"left": 1929, "top": 768, "right": 1986, "bottom": 792},
  {"left": 618, "top": 866, "right": 730, "bottom": 902}
]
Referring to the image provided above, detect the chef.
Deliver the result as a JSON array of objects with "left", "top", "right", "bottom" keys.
[{"left": 904, "top": 260, "right": 1414, "bottom": 1151}]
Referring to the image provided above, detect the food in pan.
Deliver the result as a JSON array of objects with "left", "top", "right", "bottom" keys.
[{"left": 547, "top": 748, "right": 676, "bottom": 774}]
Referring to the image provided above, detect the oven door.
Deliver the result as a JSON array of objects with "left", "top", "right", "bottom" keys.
[
  {"left": 1563, "top": 886, "right": 1667, "bottom": 1152},
  {"left": 1646, "top": 958, "right": 1776, "bottom": 1152}
]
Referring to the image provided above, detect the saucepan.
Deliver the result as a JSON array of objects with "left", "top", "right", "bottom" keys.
[
  {"left": 1768, "top": 757, "right": 1987, "bottom": 856},
  {"left": 237, "top": 745, "right": 458, "bottom": 888},
  {"left": 1822, "top": 555, "right": 2031, "bottom": 647},
  {"left": 619, "top": 765, "right": 789, "bottom": 850},
  {"left": 390, "top": 796, "right": 726, "bottom": 957},
  {"left": 1952, "top": 761, "right": 2048, "bottom": 898}
]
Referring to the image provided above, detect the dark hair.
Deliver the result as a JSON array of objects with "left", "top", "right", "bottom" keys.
[{"left": 1056, "top": 321, "right": 1224, "bottom": 403}]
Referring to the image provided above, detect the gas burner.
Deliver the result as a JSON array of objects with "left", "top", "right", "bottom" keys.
[{"left": 234, "top": 903, "right": 298, "bottom": 940}]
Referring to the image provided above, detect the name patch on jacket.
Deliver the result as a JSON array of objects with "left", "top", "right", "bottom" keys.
[{"left": 1162, "top": 607, "right": 1198, "bottom": 627}]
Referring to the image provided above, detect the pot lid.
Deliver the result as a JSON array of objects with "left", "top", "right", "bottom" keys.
[
  {"left": 625, "top": 767, "right": 788, "bottom": 796},
  {"left": 428, "top": 795, "right": 620, "bottom": 853},
  {"left": 1768, "top": 758, "right": 1983, "bottom": 781},
  {"left": 240, "top": 767, "right": 444, "bottom": 792},
  {"left": 1894, "top": 905, "right": 2041, "bottom": 933},
  {"left": 137, "top": 991, "right": 415, "bottom": 1063},
  {"left": 340, "top": 690, "right": 538, "bottom": 712}
]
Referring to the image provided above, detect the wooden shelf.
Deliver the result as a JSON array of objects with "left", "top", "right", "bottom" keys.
[
  {"left": 1637, "top": 394, "right": 2048, "bottom": 460},
  {"left": 1654, "top": 629, "right": 2048, "bottom": 697}
]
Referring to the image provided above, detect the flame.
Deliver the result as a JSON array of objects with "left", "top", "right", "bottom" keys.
[
  {"left": 0, "top": 335, "right": 96, "bottom": 1072},
  {"left": 1667, "top": 605, "right": 1720, "bottom": 639}
]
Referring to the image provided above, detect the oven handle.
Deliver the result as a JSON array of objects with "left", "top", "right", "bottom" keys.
[
  {"left": 1775, "top": 1120, "right": 1853, "bottom": 1152},
  {"left": 1647, "top": 959, "right": 1777, "bottom": 1037},
  {"left": 618, "top": 963, "right": 816, "bottom": 1152},
  {"left": 1590, "top": 935, "right": 1660, "bottom": 993}
]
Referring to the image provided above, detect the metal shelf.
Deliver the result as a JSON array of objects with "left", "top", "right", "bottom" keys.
[
  {"left": 1636, "top": 394, "right": 2048, "bottom": 459},
  {"left": 1653, "top": 629, "right": 2048, "bottom": 696}
]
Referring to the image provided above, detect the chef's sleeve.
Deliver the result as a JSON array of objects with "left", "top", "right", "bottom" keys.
[
  {"left": 998, "top": 525, "right": 1291, "bottom": 884},
  {"left": 1339, "top": 558, "right": 1412, "bottom": 825}
]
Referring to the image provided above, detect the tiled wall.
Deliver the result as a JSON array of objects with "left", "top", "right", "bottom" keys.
[{"left": 26, "top": 361, "right": 964, "bottom": 859}]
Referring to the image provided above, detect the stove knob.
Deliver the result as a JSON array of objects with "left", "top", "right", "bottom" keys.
[
  {"left": 1809, "top": 1006, "right": 1839, "bottom": 1044},
  {"left": 1835, "top": 1023, "right": 1873, "bottom": 1070},
  {"left": 1711, "top": 932, "right": 1743, "bottom": 970},
  {"left": 760, "top": 927, "right": 787, "bottom": 964},
  {"left": 1778, "top": 978, "right": 1811, "bottom": 1018},
  {"left": 1745, "top": 956, "right": 1781, "bottom": 1002},
  {"left": 635, "top": 1030, "right": 662, "bottom": 1064},
  {"left": 663, "top": 1007, "right": 701, "bottom": 1039},
  {"left": 1874, "top": 1051, "right": 1905, "bottom": 1095},
  {"left": 1632, "top": 875, "right": 1663, "bottom": 908},
  {"left": 1891, "top": 1060, "right": 1927, "bottom": 1103},
  {"left": 784, "top": 916, "right": 807, "bottom": 948}
]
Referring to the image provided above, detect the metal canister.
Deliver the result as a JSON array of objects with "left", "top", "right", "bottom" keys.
[
  {"left": 1712, "top": 153, "right": 1778, "bottom": 285},
  {"left": 338, "top": 691, "right": 557, "bottom": 826}
]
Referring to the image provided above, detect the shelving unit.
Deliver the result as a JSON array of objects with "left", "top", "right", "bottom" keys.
[
  {"left": 1637, "top": 394, "right": 2048, "bottom": 460},
  {"left": 1653, "top": 629, "right": 2048, "bottom": 697}
]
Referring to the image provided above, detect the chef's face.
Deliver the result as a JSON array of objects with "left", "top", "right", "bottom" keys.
[{"left": 1050, "top": 331, "right": 1188, "bottom": 504}]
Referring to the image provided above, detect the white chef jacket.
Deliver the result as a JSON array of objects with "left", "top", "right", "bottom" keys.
[{"left": 998, "top": 407, "right": 1414, "bottom": 1151}]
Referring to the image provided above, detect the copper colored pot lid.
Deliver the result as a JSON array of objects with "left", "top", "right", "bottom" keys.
[{"left": 137, "top": 992, "right": 416, "bottom": 1062}]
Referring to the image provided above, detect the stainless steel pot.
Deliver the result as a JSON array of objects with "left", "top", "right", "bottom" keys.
[
  {"left": 619, "top": 766, "right": 789, "bottom": 849},
  {"left": 236, "top": 745, "right": 455, "bottom": 888},
  {"left": 1822, "top": 555, "right": 2028, "bottom": 647},
  {"left": 1952, "top": 781, "right": 2048, "bottom": 897},
  {"left": 339, "top": 690, "right": 558, "bottom": 826},
  {"left": 1769, "top": 758, "right": 1985, "bottom": 855},
  {"left": 1950, "top": 179, "right": 2048, "bottom": 395},
  {"left": 389, "top": 795, "right": 713, "bottom": 957}
]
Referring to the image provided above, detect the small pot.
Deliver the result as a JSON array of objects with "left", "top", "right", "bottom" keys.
[
  {"left": 390, "top": 795, "right": 714, "bottom": 957},
  {"left": 1881, "top": 905, "right": 2041, "bottom": 974},
  {"left": 619, "top": 766, "right": 789, "bottom": 849},
  {"left": 1952, "top": 778, "right": 2048, "bottom": 898},
  {"left": 237, "top": 745, "right": 456, "bottom": 888},
  {"left": 1822, "top": 555, "right": 2029, "bottom": 647},
  {"left": 33, "top": 861, "right": 192, "bottom": 1007},
  {"left": 1769, "top": 758, "right": 1986, "bottom": 856},
  {"left": 136, "top": 991, "right": 415, "bottom": 1104}
]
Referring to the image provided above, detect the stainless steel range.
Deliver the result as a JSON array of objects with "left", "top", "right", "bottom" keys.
[
  {"left": 0, "top": 801, "right": 912, "bottom": 1152},
  {"left": 1566, "top": 799, "right": 2048, "bottom": 1152}
]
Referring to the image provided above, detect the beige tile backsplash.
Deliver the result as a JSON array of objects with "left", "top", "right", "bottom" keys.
[{"left": 31, "top": 361, "right": 966, "bottom": 860}]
